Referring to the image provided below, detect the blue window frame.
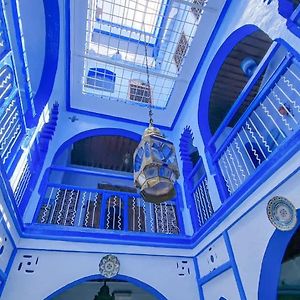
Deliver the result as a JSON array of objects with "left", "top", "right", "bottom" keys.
[{"left": 86, "top": 68, "right": 116, "bottom": 92}]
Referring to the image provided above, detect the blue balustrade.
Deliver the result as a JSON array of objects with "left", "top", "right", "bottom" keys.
[
  {"left": 13, "top": 158, "right": 31, "bottom": 207},
  {"left": 188, "top": 159, "right": 214, "bottom": 230},
  {"left": 180, "top": 127, "right": 214, "bottom": 231},
  {"left": 212, "top": 52, "right": 300, "bottom": 195},
  {"left": 34, "top": 183, "right": 181, "bottom": 235}
]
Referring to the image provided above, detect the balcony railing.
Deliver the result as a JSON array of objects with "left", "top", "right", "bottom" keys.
[
  {"left": 192, "top": 175, "right": 214, "bottom": 228},
  {"left": 188, "top": 158, "right": 214, "bottom": 230},
  {"left": 210, "top": 48, "right": 300, "bottom": 196},
  {"left": 34, "top": 183, "right": 181, "bottom": 235}
]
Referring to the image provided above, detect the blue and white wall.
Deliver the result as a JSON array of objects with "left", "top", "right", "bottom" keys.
[{"left": 0, "top": 0, "right": 299, "bottom": 299}]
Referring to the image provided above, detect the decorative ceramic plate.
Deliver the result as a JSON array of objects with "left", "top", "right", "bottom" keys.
[
  {"left": 99, "top": 255, "right": 120, "bottom": 278},
  {"left": 267, "top": 196, "right": 297, "bottom": 231}
]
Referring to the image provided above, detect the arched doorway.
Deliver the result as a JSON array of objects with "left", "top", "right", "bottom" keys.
[
  {"left": 277, "top": 225, "right": 300, "bottom": 299},
  {"left": 198, "top": 25, "right": 273, "bottom": 148},
  {"left": 34, "top": 128, "right": 183, "bottom": 235},
  {"left": 45, "top": 275, "right": 167, "bottom": 300},
  {"left": 259, "top": 210, "right": 300, "bottom": 300}
]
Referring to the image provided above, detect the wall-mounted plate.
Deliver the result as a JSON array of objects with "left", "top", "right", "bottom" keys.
[
  {"left": 267, "top": 196, "right": 297, "bottom": 231},
  {"left": 99, "top": 254, "right": 120, "bottom": 278}
]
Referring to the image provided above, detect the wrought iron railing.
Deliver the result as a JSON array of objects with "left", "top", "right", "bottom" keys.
[
  {"left": 210, "top": 51, "right": 300, "bottom": 196},
  {"left": 187, "top": 158, "right": 214, "bottom": 230},
  {"left": 34, "top": 184, "right": 181, "bottom": 235}
]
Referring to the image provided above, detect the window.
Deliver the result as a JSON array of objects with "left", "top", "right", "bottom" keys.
[
  {"left": 173, "top": 32, "right": 188, "bottom": 71},
  {"left": 85, "top": 68, "right": 116, "bottom": 92},
  {"left": 128, "top": 79, "right": 151, "bottom": 103},
  {"left": 191, "top": 0, "right": 207, "bottom": 20}
]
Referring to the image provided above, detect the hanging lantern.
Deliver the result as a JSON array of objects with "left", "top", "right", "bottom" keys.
[
  {"left": 133, "top": 125, "right": 180, "bottom": 204},
  {"left": 133, "top": 23, "right": 180, "bottom": 204}
]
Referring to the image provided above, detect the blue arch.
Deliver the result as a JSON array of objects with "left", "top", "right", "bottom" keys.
[
  {"left": 28, "top": 0, "right": 60, "bottom": 126},
  {"left": 258, "top": 209, "right": 300, "bottom": 300},
  {"left": 44, "top": 274, "right": 167, "bottom": 300},
  {"left": 52, "top": 127, "right": 141, "bottom": 164},
  {"left": 197, "top": 24, "right": 261, "bottom": 148}
]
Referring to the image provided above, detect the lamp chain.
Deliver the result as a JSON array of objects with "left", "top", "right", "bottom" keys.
[{"left": 143, "top": 23, "right": 154, "bottom": 127}]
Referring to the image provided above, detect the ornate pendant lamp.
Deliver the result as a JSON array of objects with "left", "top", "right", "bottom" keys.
[{"left": 133, "top": 26, "right": 180, "bottom": 204}]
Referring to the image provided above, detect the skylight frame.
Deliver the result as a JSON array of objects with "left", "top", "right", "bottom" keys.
[
  {"left": 83, "top": 0, "right": 207, "bottom": 109},
  {"left": 95, "top": 0, "right": 168, "bottom": 36}
]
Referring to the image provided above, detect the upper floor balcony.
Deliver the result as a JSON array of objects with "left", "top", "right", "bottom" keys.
[{"left": 0, "top": 0, "right": 299, "bottom": 250}]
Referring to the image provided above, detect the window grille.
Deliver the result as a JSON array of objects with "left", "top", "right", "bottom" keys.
[
  {"left": 128, "top": 79, "right": 151, "bottom": 103},
  {"left": 173, "top": 32, "right": 189, "bottom": 72},
  {"left": 191, "top": 0, "right": 207, "bottom": 20}
]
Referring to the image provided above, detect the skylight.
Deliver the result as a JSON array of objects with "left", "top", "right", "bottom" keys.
[
  {"left": 96, "top": 0, "right": 163, "bottom": 35},
  {"left": 83, "top": 0, "right": 207, "bottom": 109}
]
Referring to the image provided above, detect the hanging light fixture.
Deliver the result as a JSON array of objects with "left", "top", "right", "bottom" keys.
[{"left": 133, "top": 25, "right": 180, "bottom": 204}]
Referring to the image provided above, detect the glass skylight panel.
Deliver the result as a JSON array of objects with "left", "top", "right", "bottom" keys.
[{"left": 83, "top": 0, "right": 207, "bottom": 108}]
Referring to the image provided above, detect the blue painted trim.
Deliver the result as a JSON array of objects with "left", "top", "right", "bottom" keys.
[
  {"left": 44, "top": 274, "right": 168, "bottom": 300},
  {"left": 50, "top": 165, "right": 134, "bottom": 180},
  {"left": 170, "top": 0, "right": 233, "bottom": 130},
  {"left": 213, "top": 51, "right": 292, "bottom": 160},
  {"left": 275, "top": 38, "right": 300, "bottom": 62},
  {"left": 52, "top": 128, "right": 141, "bottom": 164},
  {"left": 123, "top": 194, "right": 129, "bottom": 231},
  {"left": 0, "top": 213, "right": 17, "bottom": 297},
  {"left": 6, "top": 147, "right": 24, "bottom": 179},
  {"left": 197, "top": 24, "right": 260, "bottom": 145},
  {"left": 23, "top": 223, "right": 190, "bottom": 248},
  {"left": 287, "top": 4, "right": 300, "bottom": 37},
  {"left": 223, "top": 231, "right": 246, "bottom": 300},
  {"left": 95, "top": 18, "right": 157, "bottom": 37},
  {"left": 29, "top": 0, "right": 60, "bottom": 126},
  {"left": 31, "top": 120, "right": 300, "bottom": 246},
  {"left": 210, "top": 153, "right": 229, "bottom": 202},
  {"left": 0, "top": 162, "right": 23, "bottom": 235},
  {"left": 65, "top": 106, "right": 171, "bottom": 131},
  {"left": 209, "top": 42, "right": 281, "bottom": 149},
  {"left": 65, "top": 0, "right": 171, "bottom": 126},
  {"left": 188, "top": 158, "right": 205, "bottom": 182},
  {"left": 93, "top": 28, "right": 155, "bottom": 50},
  {"left": 0, "top": 246, "right": 17, "bottom": 297},
  {"left": 42, "top": 183, "right": 135, "bottom": 197},
  {"left": 0, "top": 2, "right": 11, "bottom": 61},
  {"left": 5, "top": 246, "right": 16, "bottom": 275},
  {"left": 195, "top": 232, "right": 224, "bottom": 257},
  {"left": 65, "top": 0, "right": 70, "bottom": 115},
  {"left": 0, "top": 269, "right": 6, "bottom": 281},
  {"left": 0, "top": 272, "right": 6, "bottom": 298},
  {"left": 189, "top": 158, "right": 300, "bottom": 249},
  {"left": 193, "top": 256, "right": 204, "bottom": 299},
  {"left": 18, "top": 245, "right": 192, "bottom": 259},
  {"left": 174, "top": 183, "right": 186, "bottom": 235},
  {"left": 4, "top": 158, "right": 300, "bottom": 250},
  {"left": 9, "top": 0, "right": 35, "bottom": 122},
  {"left": 152, "top": 0, "right": 168, "bottom": 37},
  {"left": 0, "top": 212, "right": 16, "bottom": 257},
  {"left": 278, "top": 0, "right": 294, "bottom": 18},
  {"left": 153, "top": 0, "right": 172, "bottom": 58},
  {"left": 99, "top": 193, "right": 108, "bottom": 229},
  {"left": 258, "top": 209, "right": 300, "bottom": 300},
  {"left": 198, "top": 261, "right": 231, "bottom": 286}
]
